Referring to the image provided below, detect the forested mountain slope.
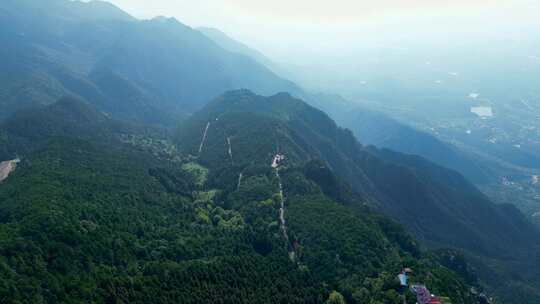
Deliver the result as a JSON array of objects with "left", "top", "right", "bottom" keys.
[
  {"left": 198, "top": 30, "right": 496, "bottom": 185},
  {"left": 0, "top": 1, "right": 538, "bottom": 303},
  {"left": 177, "top": 90, "right": 536, "bottom": 252},
  {"left": 198, "top": 27, "right": 276, "bottom": 70},
  {"left": 303, "top": 93, "right": 494, "bottom": 185},
  {"left": 0, "top": 97, "right": 481, "bottom": 303},
  {"left": 0, "top": 0, "right": 299, "bottom": 123},
  {"left": 177, "top": 90, "right": 540, "bottom": 303}
]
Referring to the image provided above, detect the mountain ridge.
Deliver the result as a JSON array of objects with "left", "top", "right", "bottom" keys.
[
  {"left": 0, "top": 1, "right": 538, "bottom": 303},
  {"left": 177, "top": 89, "right": 540, "bottom": 303},
  {"left": 0, "top": 0, "right": 301, "bottom": 124},
  {"left": 0, "top": 94, "right": 482, "bottom": 304}
]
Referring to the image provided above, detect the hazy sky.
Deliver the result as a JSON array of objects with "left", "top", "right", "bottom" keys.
[{"left": 101, "top": 0, "right": 540, "bottom": 64}]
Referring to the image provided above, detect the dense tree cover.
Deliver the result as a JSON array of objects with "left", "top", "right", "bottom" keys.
[
  {"left": 0, "top": 138, "right": 324, "bottom": 303},
  {"left": 0, "top": 0, "right": 536, "bottom": 303},
  {"left": 0, "top": 97, "right": 483, "bottom": 303},
  {"left": 177, "top": 89, "right": 540, "bottom": 303},
  {"left": 177, "top": 90, "right": 538, "bottom": 254},
  {"left": 281, "top": 165, "right": 478, "bottom": 304}
]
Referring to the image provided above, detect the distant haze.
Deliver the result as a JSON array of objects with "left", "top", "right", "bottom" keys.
[
  {"left": 87, "top": 0, "right": 540, "bottom": 101},
  {"left": 98, "top": 0, "right": 539, "bottom": 65}
]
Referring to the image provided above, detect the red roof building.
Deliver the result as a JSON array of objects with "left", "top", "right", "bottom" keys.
[{"left": 429, "top": 297, "right": 442, "bottom": 304}]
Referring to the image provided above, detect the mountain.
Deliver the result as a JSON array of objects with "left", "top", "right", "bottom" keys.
[
  {"left": 197, "top": 26, "right": 300, "bottom": 82},
  {"left": 0, "top": 0, "right": 300, "bottom": 124},
  {"left": 304, "top": 94, "right": 495, "bottom": 184},
  {"left": 305, "top": 92, "right": 540, "bottom": 228},
  {"left": 177, "top": 90, "right": 534, "bottom": 251},
  {"left": 0, "top": 1, "right": 538, "bottom": 303},
  {"left": 196, "top": 30, "right": 497, "bottom": 185},
  {"left": 0, "top": 96, "right": 483, "bottom": 303},
  {"left": 197, "top": 24, "right": 540, "bottom": 230},
  {"left": 198, "top": 27, "right": 275, "bottom": 69},
  {"left": 177, "top": 90, "right": 540, "bottom": 303},
  {"left": 0, "top": 95, "right": 138, "bottom": 160},
  {"left": 348, "top": 110, "right": 493, "bottom": 183}
]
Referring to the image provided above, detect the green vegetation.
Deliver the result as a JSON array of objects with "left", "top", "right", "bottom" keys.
[
  {"left": 326, "top": 291, "right": 347, "bottom": 304},
  {"left": 182, "top": 162, "right": 209, "bottom": 187},
  {"left": 0, "top": 138, "right": 317, "bottom": 303},
  {"left": 0, "top": 0, "right": 537, "bottom": 302},
  {"left": 177, "top": 89, "right": 540, "bottom": 303},
  {"left": 0, "top": 0, "right": 299, "bottom": 123},
  {"left": 0, "top": 96, "right": 481, "bottom": 303}
]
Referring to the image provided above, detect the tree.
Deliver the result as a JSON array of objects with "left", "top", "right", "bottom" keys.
[{"left": 326, "top": 291, "right": 346, "bottom": 304}]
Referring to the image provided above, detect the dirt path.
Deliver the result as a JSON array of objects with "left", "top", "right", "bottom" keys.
[
  {"left": 227, "top": 137, "right": 233, "bottom": 163},
  {"left": 198, "top": 122, "right": 211, "bottom": 154},
  {"left": 237, "top": 172, "right": 243, "bottom": 190},
  {"left": 271, "top": 154, "right": 295, "bottom": 261}
]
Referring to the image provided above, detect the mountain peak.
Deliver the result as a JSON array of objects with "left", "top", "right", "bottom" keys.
[
  {"left": 219, "top": 90, "right": 295, "bottom": 103},
  {"left": 222, "top": 89, "right": 257, "bottom": 98},
  {"left": 204, "top": 90, "right": 308, "bottom": 120},
  {"left": 151, "top": 15, "right": 180, "bottom": 24},
  {"left": 271, "top": 92, "right": 293, "bottom": 99},
  {"left": 68, "top": 0, "right": 136, "bottom": 21},
  {"left": 198, "top": 26, "right": 277, "bottom": 70}
]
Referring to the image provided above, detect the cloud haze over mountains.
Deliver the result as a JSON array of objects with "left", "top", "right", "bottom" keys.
[{"left": 99, "top": 0, "right": 539, "bottom": 63}]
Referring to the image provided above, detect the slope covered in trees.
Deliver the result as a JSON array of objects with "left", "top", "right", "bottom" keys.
[
  {"left": 0, "top": 96, "right": 483, "bottom": 303},
  {"left": 0, "top": 0, "right": 299, "bottom": 124},
  {"left": 177, "top": 90, "right": 536, "bottom": 253},
  {"left": 306, "top": 93, "right": 495, "bottom": 184},
  {"left": 0, "top": 1, "right": 538, "bottom": 303},
  {"left": 177, "top": 90, "right": 540, "bottom": 303}
]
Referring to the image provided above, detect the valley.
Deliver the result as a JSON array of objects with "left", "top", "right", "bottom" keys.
[{"left": 364, "top": 92, "right": 540, "bottom": 227}]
